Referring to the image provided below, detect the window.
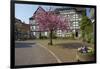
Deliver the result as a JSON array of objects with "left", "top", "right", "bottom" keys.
[
  {"left": 31, "top": 26, "right": 36, "bottom": 31},
  {"left": 33, "top": 32, "right": 35, "bottom": 36},
  {"left": 73, "top": 24, "right": 79, "bottom": 26}
]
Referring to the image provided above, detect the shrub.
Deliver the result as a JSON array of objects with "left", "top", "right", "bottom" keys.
[{"left": 40, "top": 36, "right": 48, "bottom": 39}]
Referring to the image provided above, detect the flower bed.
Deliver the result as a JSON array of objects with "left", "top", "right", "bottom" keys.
[{"left": 76, "top": 46, "right": 94, "bottom": 61}]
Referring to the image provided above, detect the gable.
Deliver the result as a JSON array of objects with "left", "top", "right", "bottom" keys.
[{"left": 33, "top": 6, "right": 46, "bottom": 15}]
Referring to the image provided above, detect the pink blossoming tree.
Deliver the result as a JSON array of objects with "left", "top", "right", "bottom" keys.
[{"left": 35, "top": 8, "right": 70, "bottom": 45}]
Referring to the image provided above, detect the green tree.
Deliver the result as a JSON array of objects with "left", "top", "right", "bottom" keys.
[{"left": 80, "top": 15, "right": 93, "bottom": 43}]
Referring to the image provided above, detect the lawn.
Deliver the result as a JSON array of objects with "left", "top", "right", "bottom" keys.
[{"left": 36, "top": 39, "right": 94, "bottom": 62}]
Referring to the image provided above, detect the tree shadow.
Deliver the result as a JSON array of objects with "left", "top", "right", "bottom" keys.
[
  {"left": 55, "top": 42, "right": 89, "bottom": 49},
  {"left": 15, "top": 43, "right": 36, "bottom": 48}
]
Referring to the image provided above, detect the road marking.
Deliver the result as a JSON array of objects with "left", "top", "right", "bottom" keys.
[{"left": 37, "top": 43, "right": 62, "bottom": 63}]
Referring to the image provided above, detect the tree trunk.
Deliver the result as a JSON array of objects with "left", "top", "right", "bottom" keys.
[
  {"left": 82, "top": 30, "right": 86, "bottom": 46},
  {"left": 39, "top": 32, "right": 41, "bottom": 39},
  {"left": 49, "top": 30, "right": 53, "bottom": 45}
]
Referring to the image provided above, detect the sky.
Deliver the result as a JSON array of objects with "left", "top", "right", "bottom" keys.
[
  {"left": 15, "top": 4, "right": 60, "bottom": 24},
  {"left": 15, "top": 4, "right": 91, "bottom": 24}
]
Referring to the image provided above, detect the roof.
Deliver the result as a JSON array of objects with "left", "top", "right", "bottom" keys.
[
  {"left": 55, "top": 7, "right": 86, "bottom": 12},
  {"left": 75, "top": 7, "right": 86, "bottom": 11},
  {"left": 29, "top": 16, "right": 33, "bottom": 20},
  {"left": 34, "top": 6, "right": 46, "bottom": 15},
  {"left": 55, "top": 8, "right": 76, "bottom": 11},
  {"left": 29, "top": 6, "right": 46, "bottom": 20},
  {"left": 15, "top": 18, "right": 22, "bottom": 23}
]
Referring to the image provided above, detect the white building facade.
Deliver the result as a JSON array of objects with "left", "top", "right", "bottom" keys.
[
  {"left": 29, "top": 7, "right": 85, "bottom": 38},
  {"left": 54, "top": 8, "right": 84, "bottom": 38}
]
